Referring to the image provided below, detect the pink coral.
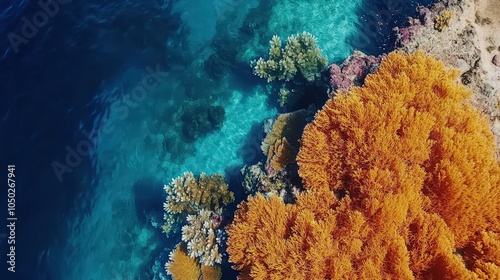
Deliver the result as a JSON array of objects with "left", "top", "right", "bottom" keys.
[{"left": 327, "top": 51, "right": 383, "bottom": 98}]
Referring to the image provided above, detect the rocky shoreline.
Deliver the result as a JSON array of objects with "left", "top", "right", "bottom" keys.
[{"left": 329, "top": 0, "right": 500, "bottom": 157}]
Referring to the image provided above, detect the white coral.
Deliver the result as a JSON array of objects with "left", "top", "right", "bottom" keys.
[{"left": 181, "top": 210, "right": 223, "bottom": 266}]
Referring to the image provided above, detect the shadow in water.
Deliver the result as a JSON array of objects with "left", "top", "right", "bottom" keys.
[
  {"left": 349, "top": 0, "right": 434, "bottom": 56},
  {"left": 133, "top": 177, "right": 165, "bottom": 225},
  {"left": 239, "top": 121, "right": 267, "bottom": 167}
]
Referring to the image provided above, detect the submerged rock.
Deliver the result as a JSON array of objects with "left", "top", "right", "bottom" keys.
[
  {"left": 493, "top": 54, "right": 500, "bottom": 67},
  {"left": 326, "top": 50, "right": 384, "bottom": 98}
]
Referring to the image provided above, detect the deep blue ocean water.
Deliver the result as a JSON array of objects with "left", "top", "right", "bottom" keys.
[{"left": 0, "top": 0, "right": 433, "bottom": 279}]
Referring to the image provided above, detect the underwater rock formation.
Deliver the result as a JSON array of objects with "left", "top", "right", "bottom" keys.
[
  {"left": 327, "top": 50, "right": 383, "bottom": 98},
  {"left": 181, "top": 105, "right": 226, "bottom": 142},
  {"left": 240, "top": 162, "right": 300, "bottom": 203},
  {"left": 227, "top": 52, "right": 500, "bottom": 279},
  {"left": 204, "top": 53, "right": 231, "bottom": 80}
]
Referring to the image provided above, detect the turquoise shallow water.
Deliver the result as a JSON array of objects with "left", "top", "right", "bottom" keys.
[{"left": 33, "top": 0, "right": 432, "bottom": 278}]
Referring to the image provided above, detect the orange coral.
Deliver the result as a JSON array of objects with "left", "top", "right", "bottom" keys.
[
  {"left": 165, "top": 243, "right": 201, "bottom": 280},
  {"left": 166, "top": 243, "right": 223, "bottom": 280},
  {"left": 227, "top": 52, "right": 500, "bottom": 279}
]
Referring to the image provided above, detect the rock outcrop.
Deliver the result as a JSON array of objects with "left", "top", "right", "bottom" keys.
[{"left": 327, "top": 51, "right": 384, "bottom": 98}]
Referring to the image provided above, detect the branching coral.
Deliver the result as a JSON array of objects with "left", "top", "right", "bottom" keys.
[
  {"left": 298, "top": 51, "right": 500, "bottom": 246},
  {"left": 253, "top": 32, "right": 328, "bottom": 83},
  {"left": 164, "top": 172, "right": 234, "bottom": 214},
  {"left": 161, "top": 212, "right": 182, "bottom": 237},
  {"left": 227, "top": 52, "right": 500, "bottom": 279},
  {"left": 163, "top": 172, "right": 233, "bottom": 277},
  {"left": 165, "top": 243, "right": 202, "bottom": 280},
  {"left": 166, "top": 243, "right": 223, "bottom": 280},
  {"left": 182, "top": 209, "right": 224, "bottom": 266}
]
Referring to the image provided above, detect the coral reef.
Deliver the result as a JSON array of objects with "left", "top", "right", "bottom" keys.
[
  {"left": 163, "top": 172, "right": 233, "bottom": 278},
  {"left": 394, "top": 0, "right": 500, "bottom": 156},
  {"left": 181, "top": 105, "right": 226, "bottom": 142},
  {"left": 166, "top": 243, "right": 222, "bottom": 280},
  {"left": 182, "top": 209, "right": 224, "bottom": 266},
  {"left": 165, "top": 243, "right": 202, "bottom": 280},
  {"left": 241, "top": 161, "right": 301, "bottom": 203},
  {"left": 266, "top": 137, "right": 297, "bottom": 172},
  {"left": 434, "top": 10, "right": 455, "bottom": 31},
  {"left": 228, "top": 52, "right": 500, "bottom": 279},
  {"left": 160, "top": 212, "right": 182, "bottom": 237},
  {"left": 241, "top": 163, "right": 288, "bottom": 194},
  {"left": 163, "top": 172, "right": 234, "bottom": 214},
  {"left": 261, "top": 109, "right": 307, "bottom": 173},
  {"left": 327, "top": 50, "right": 384, "bottom": 98},
  {"left": 201, "top": 264, "right": 222, "bottom": 280},
  {"left": 252, "top": 32, "right": 328, "bottom": 83}
]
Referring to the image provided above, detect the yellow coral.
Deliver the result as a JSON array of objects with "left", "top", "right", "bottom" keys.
[
  {"left": 228, "top": 52, "right": 500, "bottom": 279},
  {"left": 166, "top": 243, "right": 223, "bottom": 280},
  {"left": 201, "top": 264, "right": 222, "bottom": 280},
  {"left": 165, "top": 243, "right": 201, "bottom": 280},
  {"left": 164, "top": 172, "right": 234, "bottom": 214},
  {"left": 261, "top": 110, "right": 307, "bottom": 172},
  {"left": 435, "top": 10, "right": 455, "bottom": 31},
  {"left": 278, "top": 87, "right": 290, "bottom": 107},
  {"left": 261, "top": 110, "right": 304, "bottom": 154},
  {"left": 267, "top": 137, "right": 297, "bottom": 171}
]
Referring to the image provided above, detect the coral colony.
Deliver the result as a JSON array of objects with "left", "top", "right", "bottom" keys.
[
  {"left": 161, "top": 30, "right": 500, "bottom": 279},
  {"left": 6, "top": 0, "right": 500, "bottom": 278}
]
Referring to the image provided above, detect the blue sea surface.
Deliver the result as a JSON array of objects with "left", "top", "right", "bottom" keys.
[{"left": 0, "top": 0, "right": 432, "bottom": 279}]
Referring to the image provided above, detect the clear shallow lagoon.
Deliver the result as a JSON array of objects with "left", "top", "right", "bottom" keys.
[{"left": 0, "top": 0, "right": 432, "bottom": 279}]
